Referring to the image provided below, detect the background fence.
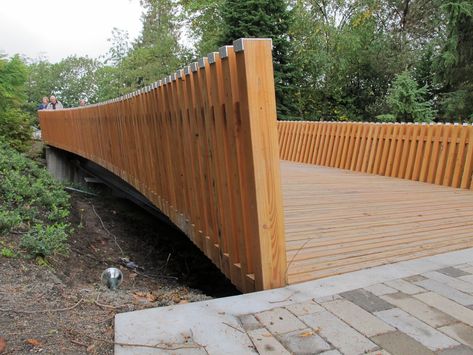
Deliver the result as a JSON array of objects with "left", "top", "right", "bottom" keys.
[
  {"left": 278, "top": 121, "right": 473, "bottom": 190},
  {"left": 39, "top": 38, "right": 287, "bottom": 293}
]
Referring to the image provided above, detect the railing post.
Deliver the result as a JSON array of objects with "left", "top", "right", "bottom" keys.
[{"left": 234, "top": 38, "right": 287, "bottom": 290}]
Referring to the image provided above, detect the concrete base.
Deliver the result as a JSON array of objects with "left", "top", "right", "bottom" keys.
[{"left": 45, "top": 146, "right": 85, "bottom": 184}]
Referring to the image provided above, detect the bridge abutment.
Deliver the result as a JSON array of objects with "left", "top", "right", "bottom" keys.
[{"left": 45, "top": 146, "right": 84, "bottom": 184}]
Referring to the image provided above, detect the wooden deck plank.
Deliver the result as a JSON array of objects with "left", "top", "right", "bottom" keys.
[{"left": 282, "top": 161, "right": 473, "bottom": 285}]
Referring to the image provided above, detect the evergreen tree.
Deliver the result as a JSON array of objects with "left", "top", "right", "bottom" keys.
[
  {"left": 436, "top": 0, "right": 473, "bottom": 120},
  {"left": 119, "top": 0, "right": 187, "bottom": 90},
  {"left": 219, "top": 0, "right": 299, "bottom": 118},
  {"left": 386, "top": 71, "right": 436, "bottom": 122}
]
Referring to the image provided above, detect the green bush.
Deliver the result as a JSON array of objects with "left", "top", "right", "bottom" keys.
[
  {"left": 0, "top": 109, "right": 32, "bottom": 152},
  {"left": 20, "top": 223, "right": 70, "bottom": 257},
  {"left": 0, "top": 210, "right": 22, "bottom": 233},
  {"left": 1, "top": 247, "right": 15, "bottom": 258},
  {"left": 386, "top": 71, "right": 436, "bottom": 123},
  {"left": 0, "top": 143, "right": 71, "bottom": 257}
]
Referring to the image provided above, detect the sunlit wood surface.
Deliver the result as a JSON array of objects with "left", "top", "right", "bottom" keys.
[{"left": 282, "top": 161, "right": 473, "bottom": 284}]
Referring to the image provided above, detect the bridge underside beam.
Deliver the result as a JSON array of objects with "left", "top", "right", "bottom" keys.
[{"left": 45, "top": 146, "right": 174, "bottom": 227}]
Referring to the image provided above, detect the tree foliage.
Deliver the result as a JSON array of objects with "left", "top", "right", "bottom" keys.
[
  {"left": 116, "top": 0, "right": 188, "bottom": 90},
  {"left": 385, "top": 71, "right": 435, "bottom": 122},
  {"left": 17, "top": 0, "right": 473, "bottom": 122},
  {"left": 218, "top": 0, "right": 299, "bottom": 117},
  {"left": 436, "top": 0, "right": 473, "bottom": 120},
  {"left": 0, "top": 55, "right": 32, "bottom": 151}
]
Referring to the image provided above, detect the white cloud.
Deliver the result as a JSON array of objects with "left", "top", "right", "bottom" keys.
[{"left": 0, "top": 0, "right": 143, "bottom": 62}]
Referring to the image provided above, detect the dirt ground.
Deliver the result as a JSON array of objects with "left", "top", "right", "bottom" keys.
[{"left": 0, "top": 187, "right": 239, "bottom": 354}]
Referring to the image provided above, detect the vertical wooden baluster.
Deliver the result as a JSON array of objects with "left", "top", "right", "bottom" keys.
[{"left": 234, "top": 38, "right": 286, "bottom": 290}]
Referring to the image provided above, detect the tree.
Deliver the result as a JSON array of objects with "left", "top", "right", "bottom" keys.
[
  {"left": 436, "top": 0, "right": 473, "bottom": 120},
  {"left": 0, "top": 55, "right": 27, "bottom": 111},
  {"left": 116, "top": 0, "right": 188, "bottom": 90},
  {"left": 104, "top": 28, "right": 131, "bottom": 66},
  {"left": 49, "top": 56, "right": 102, "bottom": 107},
  {"left": 219, "top": 0, "right": 299, "bottom": 118},
  {"left": 385, "top": 70, "right": 435, "bottom": 122},
  {"left": 0, "top": 55, "right": 32, "bottom": 151},
  {"left": 181, "top": 0, "right": 224, "bottom": 56},
  {"left": 25, "top": 58, "right": 56, "bottom": 118},
  {"left": 26, "top": 56, "right": 102, "bottom": 108}
]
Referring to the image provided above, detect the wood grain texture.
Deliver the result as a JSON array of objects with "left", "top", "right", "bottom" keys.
[
  {"left": 281, "top": 161, "right": 473, "bottom": 284},
  {"left": 39, "top": 39, "right": 287, "bottom": 293},
  {"left": 278, "top": 121, "right": 473, "bottom": 190}
]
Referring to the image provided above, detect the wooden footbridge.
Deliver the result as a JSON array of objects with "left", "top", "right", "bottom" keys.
[{"left": 39, "top": 39, "right": 473, "bottom": 293}]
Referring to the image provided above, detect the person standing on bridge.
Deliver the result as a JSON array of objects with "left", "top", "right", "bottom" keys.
[
  {"left": 46, "top": 95, "right": 64, "bottom": 110},
  {"left": 37, "top": 96, "right": 49, "bottom": 110}
]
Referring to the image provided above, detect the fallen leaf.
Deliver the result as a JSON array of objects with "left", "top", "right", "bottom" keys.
[
  {"left": 146, "top": 292, "right": 158, "bottom": 302},
  {"left": 0, "top": 337, "right": 6, "bottom": 353},
  {"left": 25, "top": 338, "right": 41, "bottom": 347},
  {"left": 133, "top": 291, "right": 148, "bottom": 302},
  {"left": 171, "top": 294, "right": 181, "bottom": 303},
  {"left": 133, "top": 291, "right": 158, "bottom": 303},
  {"left": 299, "top": 331, "right": 314, "bottom": 337}
]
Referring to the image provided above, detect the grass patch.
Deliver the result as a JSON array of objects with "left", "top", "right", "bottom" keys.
[{"left": 0, "top": 143, "right": 71, "bottom": 258}]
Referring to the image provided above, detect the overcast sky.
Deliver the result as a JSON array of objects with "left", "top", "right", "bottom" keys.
[{"left": 0, "top": 0, "right": 143, "bottom": 63}]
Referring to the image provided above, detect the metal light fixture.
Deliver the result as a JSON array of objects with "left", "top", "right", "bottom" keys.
[{"left": 101, "top": 267, "right": 123, "bottom": 290}]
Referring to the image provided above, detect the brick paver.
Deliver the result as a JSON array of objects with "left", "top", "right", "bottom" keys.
[
  {"left": 384, "top": 278, "right": 425, "bottom": 294},
  {"left": 414, "top": 292, "right": 473, "bottom": 326},
  {"left": 247, "top": 328, "right": 290, "bottom": 354},
  {"left": 275, "top": 328, "right": 331, "bottom": 354},
  {"left": 415, "top": 278, "right": 473, "bottom": 306},
  {"left": 243, "top": 264, "right": 473, "bottom": 354},
  {"left": 255, "top": 307, "right": 306, "bottom": 335},
  {"left": 116, "top": 254, "right": 473, "bottom": 355},
  {"left": 423, "top": 271, "right": 473, "bottom": 293},
  {"left": 364, "top": 283, "right": 397, "bottom": 296},
  {"left": 339, "top": 289, "right": 395, "bottom": 313},
  {"left": 371, "top": 331, "right": 434, "bottom": 355},
  {"left": 321, "top": 299, "right": 394, "bottom": 337},
  {"left": 439, "top": 323, "right": 473, "bottom": 348},
  {"left": 374, "top": 308, "right": 459, "bottom": 350},
  {"left": 300, "top": 310, "right": 378, "bottom": 355},
  {"left": 284, "top": 300, "right": 324, "bottom": 316},
  {"left": 380, "top": 292, "right": 456, "bottom": 327},
  {"left": 437, "top": 345, "right": 473, "bottom": 355},
  {"left": 437, "top": 267, "right": 471, "bottom": 278}
]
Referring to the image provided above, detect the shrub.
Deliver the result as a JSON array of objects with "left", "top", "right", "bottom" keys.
[
  {"left": 0, "top": 143, "right": 71, "bottom": 257},
  {"left": 20, "top": 223, "right": 70, "bottom": 257},
  {"left": 0, "top": 109, "right": 32, "bottom": 152},
  {"left": 1, "top": 247, "right": 15, "bottom": 258},
  {"left": 0, "top": 210, "right": 22, "bottom": 234},
  {"left": 386, "top": 71, "right": 436, "bottom": 123}
]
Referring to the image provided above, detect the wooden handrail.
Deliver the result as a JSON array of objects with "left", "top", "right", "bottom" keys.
[
  {"left": 278, "top": 121, "right": 473, "bottom": 190},
  {"left": 39, "top": 38, "right": 287, "bottom": 292}
]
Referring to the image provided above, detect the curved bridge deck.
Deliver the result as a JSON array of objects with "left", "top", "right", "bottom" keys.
[{"left": 283, "top": 161, "right": 473, "bottom": 285}]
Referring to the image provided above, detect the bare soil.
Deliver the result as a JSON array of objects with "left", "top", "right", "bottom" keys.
[{"left": 0, "top": 187, "right": 238, "bottom": 354}]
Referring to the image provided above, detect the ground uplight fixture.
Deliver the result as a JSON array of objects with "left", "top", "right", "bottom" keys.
[{"left": 101, "top": 267, "right": 123, "bottom": 290}]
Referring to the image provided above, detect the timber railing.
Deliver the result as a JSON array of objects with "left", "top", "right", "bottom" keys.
[
  {"left": 39, "top": 38, "right": 287, "bottom": 293},
  {"left": 279, "top": 121, "right": 473, "bottom": 190}
]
